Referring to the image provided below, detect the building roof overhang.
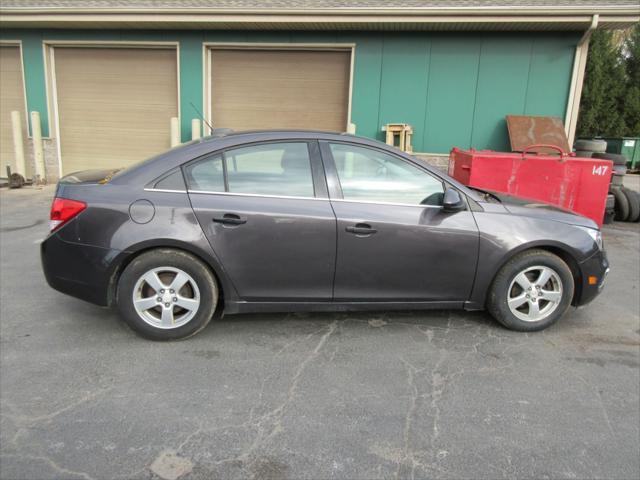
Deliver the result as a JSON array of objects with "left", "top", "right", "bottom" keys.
[{"left": 0, "top": 1, "right": 638, "bottom": 31}]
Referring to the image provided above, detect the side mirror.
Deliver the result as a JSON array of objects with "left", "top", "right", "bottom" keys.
[{"left": 442, "top": 188, "right": 466, "bottom": 213}]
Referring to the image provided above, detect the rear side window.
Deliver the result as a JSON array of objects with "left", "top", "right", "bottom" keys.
[
  {"left": 224, "top": 142, "right": 314, "bottom": 197},
  {"left": 184, "top": 154, "right": 225, "bottom": 192},
  {"left": 154, "top": 169, "right": 186, "bottom": 190},
  {"left": 184, "top": 142, "right": 315, "bottom": 198}
]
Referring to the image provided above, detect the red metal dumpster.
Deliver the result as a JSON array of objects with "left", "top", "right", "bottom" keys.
[{"left": 449, "top": 144, "right": 613, "bottom": 226}]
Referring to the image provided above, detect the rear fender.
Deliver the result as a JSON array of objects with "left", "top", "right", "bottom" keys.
[{"left": 106, "top": 238, "right": 239, "bottom": 308}]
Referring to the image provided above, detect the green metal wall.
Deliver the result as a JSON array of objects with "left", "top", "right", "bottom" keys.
[{"left": 1, "top": 29, "right": 578, "bottom": 152}]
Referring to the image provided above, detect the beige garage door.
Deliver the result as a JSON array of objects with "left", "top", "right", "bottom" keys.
[
  {"left": 210, "top": 49, "right": 350, "bottom": 132},
  {"left": 0, "top": 45, "right": 27, "bottom": 177},
  {"left": 53, "top": 47, "right": 178, "bottom": 174}
]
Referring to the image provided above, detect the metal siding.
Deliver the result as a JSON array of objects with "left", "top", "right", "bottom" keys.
[
  {"left": 524, "top": 35, "right": 576, "bottom": 118},
  {"left": 471, "top": 36, "right": 533, "bottom": 151},
  {"left": 424, "top": 36, "right": 480, "bottom": 152},
  {"left": 346, "top": 34, "right": 382, "bottom": 141},
  {"left": 377, "top": 34, "right": 430, "bottom": 151},
  {"left": 244, "top": 31, "right": 292, "bottom": 43},
  {"left": 179, "top": 32, "right": 204, "bottom": 142},
  {"left": 0, "top": 29, "right": 578, "bottom": 155},
  {"left": 0, "top": 45, "right": 27, "bottom": 174},
  {"left": 20, "top": 32, "right": 49, "bottom": 136}
]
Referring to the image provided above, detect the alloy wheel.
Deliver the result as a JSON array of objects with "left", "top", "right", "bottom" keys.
[
  {"left": 132, "top": 266, "right": 201, "bottom": 329},
  {"left": 507, "top": 265, "right": 563, "bottom": 322}
]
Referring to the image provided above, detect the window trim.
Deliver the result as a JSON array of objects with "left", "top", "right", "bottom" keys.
[
  {"left": 187, "top": 189, "right": 330, "bottom": 202},
  {"left": 180, "top": 139, "right": 325, "bottom": 199},
  {"left": 319, "top": 140, "right": 446, "bottom": 207}
]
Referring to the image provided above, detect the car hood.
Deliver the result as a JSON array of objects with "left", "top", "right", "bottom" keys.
[{"left": 487, "top": 190, "right": 599, "bottom": 229}]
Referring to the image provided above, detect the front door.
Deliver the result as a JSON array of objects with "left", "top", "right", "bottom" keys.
[
  {"left": 321, "top": 141, "right": 479, "bottom": 302},
  {"left": 186, "top": 141, "right": 336, "bottom": 301}
]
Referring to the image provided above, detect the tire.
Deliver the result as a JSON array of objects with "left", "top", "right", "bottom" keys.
[
  {"left": 622, "top": 187, "right": 640, "bottom": 222},
  {"left": 611, "top": 186, "right": 630, "bottom": 221},
  {"left": 634, "top": 192, "right": 640, "bottom": 223},
  {"left": 116, "top": 249, "right": 219, "bottom": 340},
  {"left": 574, "top": 150, "right": 593, "bottom": 158},
  {"left": 574, "top": 139, "right": 607, "bottom": 153},
  {"left": 593, "top": 152, "right": 628, "bottom": 166},
  {"left": 611, "top": 173, "right": 624, "bottom": 186},
  {"left": 603, "top": 210, "right": 615, "bottom": 224},
  {"left": 487, "top": 249, "right": 574, "bottom": 332},
  {"left": 605, "top": 193, "right": 615, "bottom": 210},
  {"left": 613, "top": 165, "right": 627, "bottom": 175}
]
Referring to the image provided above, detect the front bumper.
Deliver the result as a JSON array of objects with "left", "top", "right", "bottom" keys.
[
  {"left": 575, "top": 249, "right": 610, "bottom": 306},
  {"left": 41, "top": 232, "right": 121, "bottom": 307}
]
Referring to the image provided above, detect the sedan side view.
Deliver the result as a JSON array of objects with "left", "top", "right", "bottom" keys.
[{"left": 41, "top": 131, "right": 609, "bottom": 340}]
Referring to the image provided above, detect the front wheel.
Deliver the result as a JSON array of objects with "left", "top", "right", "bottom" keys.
[
  {"left": 487, "top": 250, "right": 574, "bottom": 332},
  {"left": 116, "top": 249, "right": 219, "bottom": 340}
]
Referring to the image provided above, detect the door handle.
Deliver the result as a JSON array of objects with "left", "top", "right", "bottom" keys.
[
  {"left": 213, "top": 213, "right": 247, "bottom": 226},
  {"left": 345, "top": 223, "right": 377, "bottom": 235}
]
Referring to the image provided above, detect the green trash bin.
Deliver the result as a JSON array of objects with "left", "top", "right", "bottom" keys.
[{"left": 600, "top": 137, "right": 640, "bottom": 170}]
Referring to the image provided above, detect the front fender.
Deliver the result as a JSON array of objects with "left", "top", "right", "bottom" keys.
[{"left": 468, "top": 211, "right": 599, "bottom": 307}]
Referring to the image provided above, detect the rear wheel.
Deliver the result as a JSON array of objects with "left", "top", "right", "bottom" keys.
[
  {"left": 487, "top": 250, "right": 574, "bottom": 332},
  {"left": 117, "top": 249, "right": 219, "bottom": 340}
]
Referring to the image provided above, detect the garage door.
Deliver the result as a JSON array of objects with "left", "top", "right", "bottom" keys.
[
  {"left": 53, "top": 47, "right": 178, "bottom": 174},
  {"left": 210, "top": 49, "right": 350, "bottom": 132},
  {"left": 0, "top": 45, "right": 27, "bottom": 177}
]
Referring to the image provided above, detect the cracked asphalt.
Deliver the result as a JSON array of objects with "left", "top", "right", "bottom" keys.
[{"left": 1, "top": 183, "right": 639, "bottom": 480}]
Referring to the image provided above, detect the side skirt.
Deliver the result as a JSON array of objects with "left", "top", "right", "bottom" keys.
[{"left": 223, "top": 300, "right": 466, "bottom": 315}]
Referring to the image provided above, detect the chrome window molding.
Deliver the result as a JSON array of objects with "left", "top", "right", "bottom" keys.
[
  {"left": 145, "top": 187, "right": 445, "bottom": 208},
  {"left": 187, "top": 189, "right": 328, "bottom": 202},
  {"left": 187, "top": 189, "right": 444, "bottom": 208},
  {"left": 144, "top": 188, "right": 188, "bottom": 194},
  {"left": 330, "top": 198, "right": 443, "bottom": 209}
]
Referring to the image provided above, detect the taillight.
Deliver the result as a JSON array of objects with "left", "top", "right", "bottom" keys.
[{"left": 49, "top": 197, "right": 86, "bottom": 232}]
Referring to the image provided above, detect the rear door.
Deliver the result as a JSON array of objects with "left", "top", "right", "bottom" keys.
[
  {"left": 320, "top": 141, "right": 479, "bottom": 302},
  {"left": 186, "top": 140, "right": 336, "bottom": 301}
]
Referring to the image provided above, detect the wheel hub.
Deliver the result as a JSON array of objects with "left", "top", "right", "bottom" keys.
[
  {"left": 132, "top": 266, "right": 201, "bottom": 329},
  {"left": 507, "top": 265, "right": 563, "bottom": 322}
]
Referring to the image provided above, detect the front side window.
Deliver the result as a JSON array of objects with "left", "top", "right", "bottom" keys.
[
  {"left": 224, "top": 142, "right": 314, "bottom": 197},
  {"left": 329, "top": 143, "right": 444, "bottom": 206}
]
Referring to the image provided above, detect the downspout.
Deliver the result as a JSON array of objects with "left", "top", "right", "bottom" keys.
[{"left": 565, "top": 14, "right": 599, "bottom": 147}]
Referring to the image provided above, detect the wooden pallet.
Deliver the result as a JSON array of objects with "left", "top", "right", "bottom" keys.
[{"left": 382, "top": 123, "right": 413, "bottom": 153}]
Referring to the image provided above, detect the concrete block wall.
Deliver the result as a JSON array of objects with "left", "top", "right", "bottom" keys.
[{"left": 413, "top": 153, "right": 450, "bottom": 173}]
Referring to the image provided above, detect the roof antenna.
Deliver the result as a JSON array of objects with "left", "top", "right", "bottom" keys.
[{"left": 190, "top": 102, "right": 214, "bottom": 132}]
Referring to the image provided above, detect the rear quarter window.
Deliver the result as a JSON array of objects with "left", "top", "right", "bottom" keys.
[{"left": 154, "top": 169, "right": 186, "bottom": 191}]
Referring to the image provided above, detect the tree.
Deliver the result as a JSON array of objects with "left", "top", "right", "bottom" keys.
[
  {"left": 576, "top": 29, "right": 628, "bottom": 138},
  {"left": 622, "top": 23, "right": 640, "bottom": 136}
]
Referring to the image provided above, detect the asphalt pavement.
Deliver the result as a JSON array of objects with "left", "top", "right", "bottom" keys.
[{"left": 0, "top": 182, "right": 638, "bottom": 480}]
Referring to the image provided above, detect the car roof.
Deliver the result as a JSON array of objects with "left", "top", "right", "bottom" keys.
[{"left": 199, "top": 129, "right": 357, "bottom": 142}]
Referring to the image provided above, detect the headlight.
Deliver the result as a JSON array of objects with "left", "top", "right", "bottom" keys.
[{"left": 579, "top": 226, "right": 603, "bottom": 251}]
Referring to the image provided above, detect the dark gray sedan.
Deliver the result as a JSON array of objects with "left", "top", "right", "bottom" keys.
[{"left": 41, "top": 130, "right": 609, "bottom": 340}]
